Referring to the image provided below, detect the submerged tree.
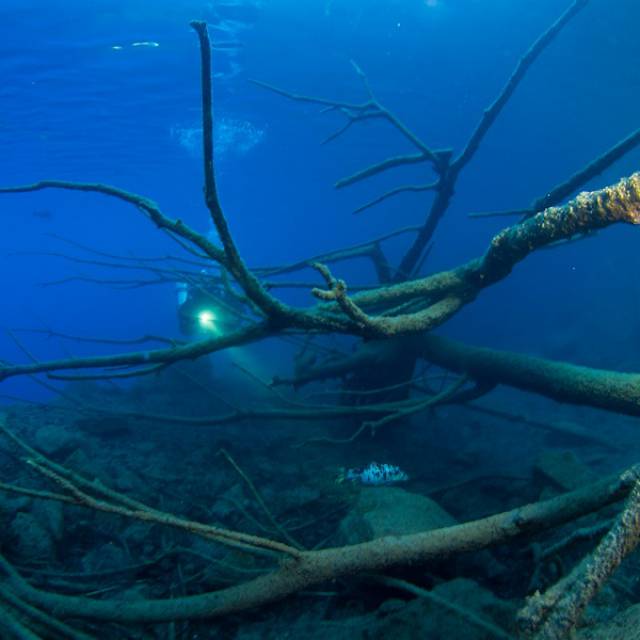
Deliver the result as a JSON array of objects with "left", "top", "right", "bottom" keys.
[{"left": 1, "top": 2, "right": 640, "bottom": 638}]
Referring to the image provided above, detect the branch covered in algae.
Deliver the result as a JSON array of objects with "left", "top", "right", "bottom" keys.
[
  {"left": 279, "top": 331, "right": 640, "bottom": 418},
  {"left": 0, "top": 421, "right": 637, "bottom": 624},
  {"left": 311, "top": 172, "right": 640, "bottom": 337},
  {"left": 1, "top": 172, "right": 640, "bottom": 413},
  {"left": 518, "top": 470, "right": 640, "bottom": 640}
]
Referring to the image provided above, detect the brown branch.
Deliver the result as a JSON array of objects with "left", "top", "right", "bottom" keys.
[
  {"left": 471, "top": 126, "right": 640, "bottom": 221},
  {"left": 1, "top": 12, "right": 639, "bottom": 408},
  {"left": 461, "top": 404, "right": 620, "bottom": 452},
  {"left": 40, "top": 275, "right": 170, "bottom": 289},
  {"left": 250, "top": 78, "right": 365, "bottom": 111},
  {"left": 335, "top": 172, "right": 640, "bottom": 336},
  {"left": 282, "top": 329, "right": 640, "bottom": 419},
  {"left": 0, "top": 321, "right": 273, "bottom": 383},
  {"left": 0, "top": 584, "right": 95, "bottom": 640},
  {"left": 12, "top": 328, "right": 181, "bottom": 348},
  {"left": 334, "top": 153, "right": 428, "bottom": 189},
  {"left": 47, "top": 363, "right": 168, "bottom": 381},
  {"left": 218, "top": 449, "right": 303, "bottom": 549},
  {"left": 253, "top": 75, "right": 445, "bottom": 170},
  {"left": 258, "top": 225, "right": 421, "bottom": 284},
  {"left": 22, "top": 456, "right": 302, "bottom": 559},
  {"left": 0, "top": 481, "right": 75, "bottom": 506},
  {"left": 302, "top": 374, "right": 469, "bottom": 445},
  {"left": 528, "top": 125, "right": 640, "bottom": 215},
  {"left": 313, "top": 260, "right": 470, "bottom": 337},
  {"left": 376, "top": 575, "right": 515, "bottom": 640},
  {"left": 352, "top": 181, "right": 439, "bottom": 215},
  {"left": 192, "top": 22, "right": 290, "bottom": 321},
  {"left": 253, "top": 64, "right": 447, "bottom": 198},
  {"left": 12, "top": 248, "right": 206, "bottom": 282},
  {"left": 318, "top": 375, "right": 468, "bottom": 442},
  {"left": 311, "top": 262, "right": 378, "bottom": 330},
  {"left": 2, "top": 171, "right": 640, "bottom": 382},
  {"left": 519, "top": 473, "right": 640, "bottom": 639},
  {"left": 46, "top": 232, "right": 212, "bottom": 268},
  {"left": 0, "top": 601, "right": 41, "bottom": 640},
  {"left": 3, "top": 466, "right": 638, "bottom": 623},
  {"left": 410, "top": 331, "right": 640, "bottom": 418},
  {"left": 321, "top": 110, "right": 383, "bottom": 145},
  {"left": 0, "top": 180, "right": 228, "bottom": 265},
  {"left": 468, "top": 208, "right": 532, "bottom": 219},
  {"left": 452, "top": 0, "right": 589, "bottom": 174},
  {"left": 72, "top": 391, "right": 464, "bottom": 429},
  {"left": 398, "top": 0, "right": 589, "bottom": 279}
]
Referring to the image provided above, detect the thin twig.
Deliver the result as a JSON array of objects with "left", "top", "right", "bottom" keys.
[{"left": 218, "top": 448, "right": 303, "bottom": 550}]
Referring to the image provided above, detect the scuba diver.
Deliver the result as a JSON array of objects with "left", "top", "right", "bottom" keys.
[
  {"left": 175, "top": 271, "right": 275, "bottom": 399},
  {"left": 176, "top": 222, "right": 247, "bottom": 339},
  {"left": 176, "top": 274, "right": 241, "bottom": 338}
]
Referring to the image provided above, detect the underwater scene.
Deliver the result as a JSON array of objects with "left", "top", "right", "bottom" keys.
[{"left": 1, "top": 0, "right": 640, "bottom": 638}]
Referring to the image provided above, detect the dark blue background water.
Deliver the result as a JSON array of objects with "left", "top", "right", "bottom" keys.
[{"left": 1, "top": 0, "right": 639, "bottom": 402}]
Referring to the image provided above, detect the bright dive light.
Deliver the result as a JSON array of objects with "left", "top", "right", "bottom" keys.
[{"left": 197, "top": 309, "right": 217, "bottom": 332}]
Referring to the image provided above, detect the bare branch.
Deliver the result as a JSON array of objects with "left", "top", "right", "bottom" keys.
[
  {"left": 192, "top": 22, "right": 289, "bottom": 320},
  {"left": 3, "top": 171, "right": 640, "bottom": 383},
  {"left": 528, "top": 125, "right": 640, "bottom": 215},
  {"left": 334, "top": 153, "right": 427, "bottom": 189},
  {"left": 47, "top": 363, "right": 168, "bottom": 381},
  {"left": 398, "top": 0, "right": 590, "bottom": 279},
  {"left": 471, "top": 126, "right": 640, "bottom": 220},
  {"left": 353, "top": 182, "right": 439, "bottom": 215},
  {"left": 258, "top": 225, "right": 421, "bottom": 281},
  {"left": 254, "top": 68, "right": 445, "bottom": 172},
  {"left": 250, "top": 78, "right": 365, "bottom": 111},
  {"left": 452, "top": 0, "right": 589, "bottom": 174},
  {"left": 468, "top": 208, "right": 532, "bottom": 219},
  {"left": 46, "top": 233, "right": 211, "bottom": 269},
  {"left": 218, "top": 449, "right": 303, "bottom": 549},
  {"left": 12, "top": 328, "right": 181, "bottom": 347},
  {"left": 3, "top": 465, "right": 637, "bottom": 623},
  {"left": 27, "top": 458, "right": 301, "bottom": 558},
  {"left": 0, "top": 322, "right": 273, "bottom": 383},
  {"left": 0, "top": 180, "right": 228, "bottom": 265}
]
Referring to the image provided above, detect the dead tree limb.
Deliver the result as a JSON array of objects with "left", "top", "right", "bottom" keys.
[
  {"left": 0, "top": 463, "right": 636, "bottom": 623},
  {"left": 398, "top": 0, "right": 590, "bottom": 278},
  {"left": 311, "top": 172, "right": 640, "bottom": 337},
  {"left": 258, "top": 0, "right": 592, "bottom": 280},
  {"left": 4, "top": 170, "right": 639, "bottom": 378},
  {"left": 281, "top": 332, "right": 640, "bottom": 418},
  {"left": 519, "top": 474, "right": 640, "bottom": 640},
  {"left": 471, "top": 125, "right": 640, "bottom": 220}
]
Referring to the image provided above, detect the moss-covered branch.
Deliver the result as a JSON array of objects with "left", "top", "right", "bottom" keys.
[
  {"left": 283, "top": 331, "right": 640, "bottom": 418},
  {"left": 2, "top": 172, "right": 640, "bottom": 386},
  {"left": 2, "top": 464, "right": 636, "bottom": 623},
  {"left": 313, "top": 172, "right": 640, "bottom": 336}
]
